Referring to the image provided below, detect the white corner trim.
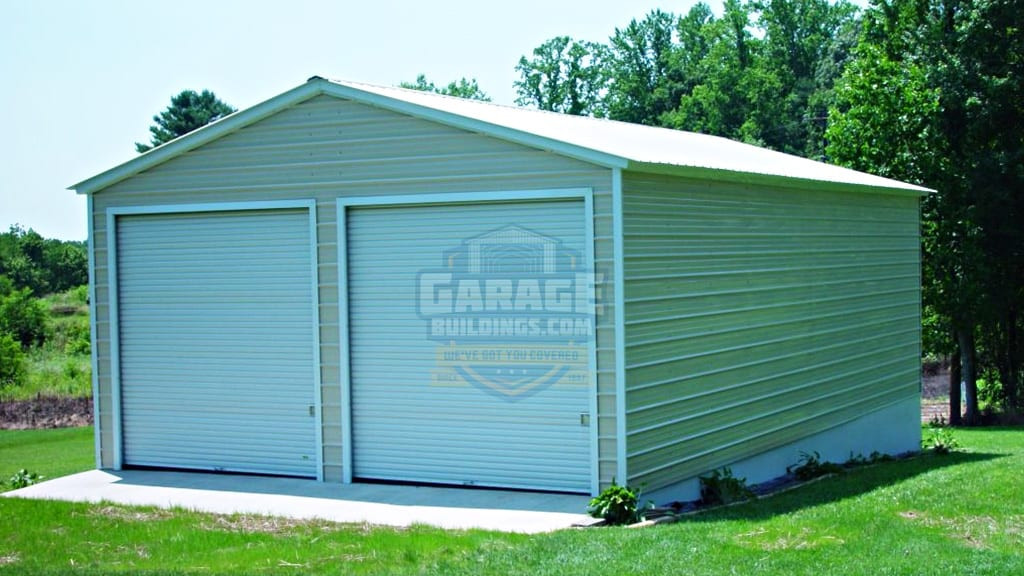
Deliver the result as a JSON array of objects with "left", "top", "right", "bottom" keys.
[
  {"left": 104, "top": 209, "right": 123, "bottom": 470},
  {"left": 612, "top": 168, "right": 628, "bottom": 484},
  {"left": 86, "top": 195, "right": 102, "bottom": 469}
]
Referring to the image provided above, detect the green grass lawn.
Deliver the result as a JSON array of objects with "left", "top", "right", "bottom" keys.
[{"left": 2, "top": 426, "right": 1022, "bottom": 575}]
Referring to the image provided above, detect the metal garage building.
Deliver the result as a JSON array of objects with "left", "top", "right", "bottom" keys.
[{"left": 74, "top": 77, "right": 928, "bottom": 499}]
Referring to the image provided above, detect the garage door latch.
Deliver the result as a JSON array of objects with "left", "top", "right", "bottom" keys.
[{"left": 579, "top": 412, "right": 590, "bottom": 427}]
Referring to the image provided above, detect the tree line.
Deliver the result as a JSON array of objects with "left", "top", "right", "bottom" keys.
[
  {"left": 509, "top": 0, "right": 1023, "bottom": 423},
  {"left": 135, "top": 0, "right": 1023, "bottom": 423}
]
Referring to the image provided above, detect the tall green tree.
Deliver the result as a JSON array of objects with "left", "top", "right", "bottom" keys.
[
  {"left": 135, "top": 90, "right": 236, "bottom": 153},
  {"left": 605, "top": 9, "right": 681, "bottom": 125},
  {"left": 664, "top": 0, "right": 761, "bottom": 140},
  {"left": 828, "top": 0, "right": 1024, "bottom": 421},
  {"left": 737, "top": 0, "right": 860, "bottom": 156},
  {"left": 400, "top": 74, "right": 491, "bottom": 101},
  {"left": 514, "top": 36, "right": 610, "bottom": 116}
]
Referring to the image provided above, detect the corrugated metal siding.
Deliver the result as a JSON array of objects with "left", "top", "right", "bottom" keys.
[
  {"left": 89, "top": 94, "right": 617, "bottom": 484},
  {"left": 347, "top": 200, "right": 590, "bottom": 492},
  {"left": 621, "top": 172, "right": 921, "bottom": 490},
  {"left": 117, "top": 210, "right": 317, "bottom": 476}
]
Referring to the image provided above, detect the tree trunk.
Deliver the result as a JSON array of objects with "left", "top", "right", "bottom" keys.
[
  {"left": 958, "top": 328, "right": 980, "bottom": 425},
  {"left": 949, "top": 347, "right": 963, "bottom": 426}
]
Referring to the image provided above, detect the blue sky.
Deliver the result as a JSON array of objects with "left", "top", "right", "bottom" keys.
[{"left": 1, "top": 1, "right": 861, "bottom": 240}]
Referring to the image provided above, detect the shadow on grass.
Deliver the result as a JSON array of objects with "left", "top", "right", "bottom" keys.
[{"left": 687, "top": 450, "right": 1003, "bottom": 522}]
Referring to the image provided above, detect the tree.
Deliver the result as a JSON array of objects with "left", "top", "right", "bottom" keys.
[
  {"left": 135, "top": 90, "right": 236, "bottom": 153},
  {"left": 0, "top": 226, "right": 87, "bottom": 296},
  {"left": 828, "top": 0, "right": 1024, "bottom": 422},
  {"left": 0, "top": 332, "right": 25, "bottom": 388},
  {"left": 0, "top": 287, "right": 48, "bottom": 349},
  {"left": 605, "top": 9, "right": 681, "bottom": 125},
  {"left": 514, "top": 36, "right": 610, "bottom": 116},
  {"left": 664, "top": 0, "right": 761, "bottom": 140},
  {"left": 399, "top": 74, "right": 491, "bottom": 101}
]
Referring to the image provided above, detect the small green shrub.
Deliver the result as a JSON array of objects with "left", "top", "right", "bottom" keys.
[
  {"left": 61, "top": 318, "right": 91, "bottom": 356},
  {"left": 6, "top": 469, "right": 44, "bottom": 489},
  {"left": 845, "top": 451, "right": 894, "bottom": 466},
  {"left": 0, "top": 332, "right": 26, "bottom": 388},
  {"left": 699, "top": 467, "right": 755, "bottom": 506},
  {"left": 0, "top": 288, "right": 48, "bottom": 348},
  {"left": 69, "top": 284, "right": 89, "bottom": 305},
  {"left": 588, "top": 480, "right": 650, "bottom": 525},
  {"left": 786, "top": 451, "right": 844, "bottom": 481},
  {"left": 924, "top": 427, "right": 960, "bottom": 455}
]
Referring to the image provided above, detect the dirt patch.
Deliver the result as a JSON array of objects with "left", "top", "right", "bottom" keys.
[
  {"left": 86, "top": 505, "right": 175, "bottom": 523},
  {"left": 202, "top": 514, "right": 343, "bottom": 535},
  {"left": 0, "top": 396, "right": 93, "bottom": 430}
]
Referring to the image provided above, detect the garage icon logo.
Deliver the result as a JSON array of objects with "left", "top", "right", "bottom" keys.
[{"left": 417, "top": 225, "right": 596, "bottom": 400}]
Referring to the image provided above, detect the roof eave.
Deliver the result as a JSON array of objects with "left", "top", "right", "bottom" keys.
[
  {"left": 625, "top": 161, "right": 935, "bottom": 197},
  {"left": 70, "top": 81, "right": 326, "bottom": 195}
]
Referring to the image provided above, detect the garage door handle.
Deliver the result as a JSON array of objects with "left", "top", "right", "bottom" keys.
[
  {"left": 580, "top": 413, "right": 590, "bottom": 427},
  {"left": 309, "top": 405, "right": 315, "bottom": 417}
]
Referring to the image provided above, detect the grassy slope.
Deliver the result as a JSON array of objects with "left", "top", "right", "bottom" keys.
[
  {"left": 1, "top": 427, "right": 1022, "bottom": 575},
  {"left": 2, "top": 288, "right": 92, "bottom": 401}
]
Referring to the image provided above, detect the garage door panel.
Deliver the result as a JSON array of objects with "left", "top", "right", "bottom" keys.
[
  {"left": 117, "top": 209, "right": 318, "bottom": 478},
  {"left": 348, "top": 200, "right": 591, "bottom": 493}
]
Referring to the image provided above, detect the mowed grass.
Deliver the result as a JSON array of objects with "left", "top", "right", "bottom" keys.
[
  {"left": 0, "top": 426, "right": 94, "bottom": 481},
  {"left": 1, "top": 426, "right": 1023, "bottom": 575}
]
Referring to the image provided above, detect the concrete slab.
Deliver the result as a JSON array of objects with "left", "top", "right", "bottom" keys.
[{"left": 2, "top": 469, "right": 591, "bottom": 534}]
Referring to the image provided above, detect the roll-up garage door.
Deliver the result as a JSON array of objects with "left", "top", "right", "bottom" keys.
[
  {"left": 347, "top": 199, "right": 591, "bottom": 492},
  {"left": 116, "top": 209, "right": 318, "bottom": 477}
]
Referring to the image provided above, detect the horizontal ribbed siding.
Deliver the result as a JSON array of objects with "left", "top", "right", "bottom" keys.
[
  {"left": 622, "top": 173, "right": 920, "bottom": 490},
  {"left": 90, "top": 94, "right": 616, "bottom": 485}
]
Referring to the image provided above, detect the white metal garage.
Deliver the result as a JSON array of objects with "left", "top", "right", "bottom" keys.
[
  {"left": 76, "top": 77, "right": 926, "bottom": 499},
  {"left": 342, "top": 195, "right": 594, "bottom": 492},
  {"left": 113, "top": 205, "right": 320, "bottom": 478}
]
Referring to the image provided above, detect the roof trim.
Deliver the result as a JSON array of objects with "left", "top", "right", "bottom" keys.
[
  {"left": 71, "top": 76, "right": 932, "bottom": 197},
  {"left": 626, "top": 161, "right": 934, "bottom": 197},
  {"left": 71, "top": 82, "right": 324, "bottom": 194},
  {"left": 314, "top": 79, "right": 629, "bottom": 171},
  {"left": 71, "top": 78, "right": 628, "bottom": 195}
]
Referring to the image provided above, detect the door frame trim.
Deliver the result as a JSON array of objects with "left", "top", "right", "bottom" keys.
[
  {"left": 336, "top": 189, "right": 599, "bottom": 494},
  {"left": 105, "top": 200, "right": 323, "bottom": 480}
]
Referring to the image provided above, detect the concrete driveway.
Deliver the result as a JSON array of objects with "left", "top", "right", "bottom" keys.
[{"left": 3, "top": 469, "right": 591, "bottom": 534}]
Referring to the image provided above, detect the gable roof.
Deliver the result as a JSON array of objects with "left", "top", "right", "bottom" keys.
[{"left": 71, "top": 76, "right": 932, "bottom": 195}]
